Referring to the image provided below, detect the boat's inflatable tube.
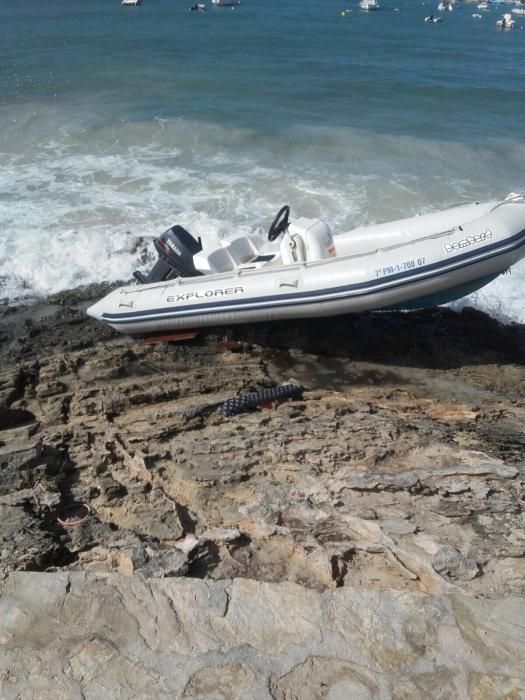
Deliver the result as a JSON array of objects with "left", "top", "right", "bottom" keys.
[{"left": 87, "top": 194, "right": 525, "bottom": 335}]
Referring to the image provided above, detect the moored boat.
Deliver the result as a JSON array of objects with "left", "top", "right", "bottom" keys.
[
  {"left": 359, "top": 0, "right": 380, "bottom": 10},
  {"left": 87, "top": 194, "right": 525, "bottom": 336},
  {"left": 496, "top": 12, "right": 516, "bottom": 24}
]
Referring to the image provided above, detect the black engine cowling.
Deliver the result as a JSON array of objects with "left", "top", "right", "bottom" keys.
[{"left": 133, "top": 225, "right": 203, "bottom": 284}]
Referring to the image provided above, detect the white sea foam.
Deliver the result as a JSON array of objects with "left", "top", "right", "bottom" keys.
[{"left": 1, "top": 104, "right": 524, "bottom": 322}]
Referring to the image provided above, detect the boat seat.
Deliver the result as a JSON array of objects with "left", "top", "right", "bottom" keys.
[
  {"left": 194, "top": 247, "right": 235, "bottom": 274},
  {"left": 224, "top": 236, "right": 277, "bottom": 268},
  {"left": 194, "top": 236, "right": 277, "bottom": 275},
  {"left": 224, "top": 236, "right": 259, "bottom": 265},
  {"left": 226, "top": 236, "right": 275, "bottom": 267}
]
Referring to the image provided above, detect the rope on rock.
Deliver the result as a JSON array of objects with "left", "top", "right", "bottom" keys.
[{"left": 218, "top": 383, "right": 303, "bottom": 417}]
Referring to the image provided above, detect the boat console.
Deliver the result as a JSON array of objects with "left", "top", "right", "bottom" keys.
[{"left": 280, "top": 218, "right": 336, "bottom": 264}]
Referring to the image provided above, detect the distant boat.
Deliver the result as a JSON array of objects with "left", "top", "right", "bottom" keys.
[
  {"left": 360, "top": 0, "right": 380, "bottom": 9},
  {"left": 121, "top": 0, "right": 142, "bottom": 5},
  {"left": 496, "top": 11, "right": 516, "bottom": 24},
  {"left": 211, "top": 0, "right": 240, "bottom": 5}
]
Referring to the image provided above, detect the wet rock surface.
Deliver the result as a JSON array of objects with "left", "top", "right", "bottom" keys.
[{"left": 0, "top": 286, "right": 524, "bottom": 696}]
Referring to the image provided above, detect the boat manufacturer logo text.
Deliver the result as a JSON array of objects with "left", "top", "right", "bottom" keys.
[
  {"left": 167, "top": 286, "right": 245, "bottom": 302},
  {"left": 444, "top": 229, "right": 493, "bottom": 254}
]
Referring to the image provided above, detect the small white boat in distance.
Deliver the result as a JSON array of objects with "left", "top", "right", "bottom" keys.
[
  {"left": 360, "top": 0, "right": 380, "bottom": 9},
  {"left": 512, "top": 5, "right": 525, "bottom": 13},
  {"left": 122, "top": 0, "right": 142, "bottom": 5},
  {"left": 438, "top": 1, "right": 454, "bottom": 10},
  {"left": 212, "top": 0, "right": 240, "bottom": 5},
  {"left": 87, "top": 194, "right": 525, "bottom": 337},
  {"left": 496, "top": 12, "right": 516, "bottom": 24},
  {"left": 477, "top": 1, "right": 490, "bottom": 9}
]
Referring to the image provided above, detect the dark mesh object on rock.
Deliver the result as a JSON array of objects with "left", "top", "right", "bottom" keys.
[{"left": 219, "top": 383, "right": 303, "bottom": 417}]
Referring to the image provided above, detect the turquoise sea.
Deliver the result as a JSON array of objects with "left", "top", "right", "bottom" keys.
[{"left": 1, "top": 0, "right": 525, "bottom": 319}]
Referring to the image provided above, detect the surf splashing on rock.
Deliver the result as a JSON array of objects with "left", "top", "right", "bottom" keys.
[{"left": 1, "top": 107, "right": 524, "bottom": 321}]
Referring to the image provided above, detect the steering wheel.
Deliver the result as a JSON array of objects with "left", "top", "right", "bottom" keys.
[{"left": 268, "top": 205, "right": 290, "bottom": 242}]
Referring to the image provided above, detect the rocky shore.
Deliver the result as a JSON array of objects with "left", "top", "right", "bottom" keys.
[{"left": 1, "top": 285, "right": 524, "bottom": 698}]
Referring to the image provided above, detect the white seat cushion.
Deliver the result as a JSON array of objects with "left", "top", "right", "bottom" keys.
[
  {"left": 224, "top": 236, "right": 259, "bottom": 265},
  {"left": 194, "top": 247, "right": 235, "bottom": 274},
  {"left": 195, "top": 236, "right": 276, "bottom": 274}
]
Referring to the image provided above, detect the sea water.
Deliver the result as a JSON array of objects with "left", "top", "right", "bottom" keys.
[{"left": 1, "top": 0, "right": 525, "bottom": 321}]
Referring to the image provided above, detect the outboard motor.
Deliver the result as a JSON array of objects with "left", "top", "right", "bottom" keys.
[{"left": 134, "top": 225, "right": 203, "bottom": 284}]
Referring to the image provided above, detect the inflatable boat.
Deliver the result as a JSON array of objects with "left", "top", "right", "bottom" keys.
[{"left": 87, "top": 193, "right": 525, "bottom": 336}]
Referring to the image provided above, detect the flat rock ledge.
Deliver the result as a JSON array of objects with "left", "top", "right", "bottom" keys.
[{"left": 1, "top": 571, "right": 524, "bottom": 699}]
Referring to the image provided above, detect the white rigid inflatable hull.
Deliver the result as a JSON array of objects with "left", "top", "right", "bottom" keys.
[{"left": 88, "top": 197, "right": 525, "bottom": 335}]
